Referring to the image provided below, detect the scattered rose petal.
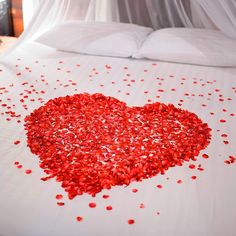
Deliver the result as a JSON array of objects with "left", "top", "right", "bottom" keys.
[
  {"left": 202, "top": 154, "right": 209, "bottom": 159},
  {"left": 139, "top": 203, "right": 145, "bottom": 209},
  {"left": 76, "top": 216, "right": 83, "bottom": 222},
  {"left": 25, "top": 169, "right": 32, "bottom": 174},
  {"left": 128, "top": 219, "right": 135, "bottom": 225},
  {"left": 57, "top": 202, "right": 65, "bottom": 206},
  {"left": 102, "top": 194, "right": 110, "bottom": 199},
  {"left": 224, "top": 155, "right": 236, "bottom": 165},
  {"left": 89, "top": 202, "right": 96, "bottom": 208},
  {"left": 106, "top": 205, "right": 113, "bottom": 211},
  {"left": 189, "top": 164, "right": 196, "bottom": 169},
  {"left": 56, "top": 194, "right": 63, "bottom": 200}
]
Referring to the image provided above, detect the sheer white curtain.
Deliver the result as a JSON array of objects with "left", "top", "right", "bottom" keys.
[
  {"left": 22, "top": 0, "right": 42, "bottom": 28},
  {"left": 2, "top": 0, "right": 91, "bottom": 57},
  {"left": 2, "top": 0, "right": 236, "bottom": 58},
  {"left": 196, "top": 0, "right": 236, "bottom": 39},
  {"left": 21, "top": 0, "right": 236, "bottom": 39},
  {"left": 127, "top": 0, "right": 236, "bottom": 39}
]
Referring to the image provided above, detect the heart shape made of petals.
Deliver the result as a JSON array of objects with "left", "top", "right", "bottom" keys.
[{"left": 25, "top": 93, "right": 211, "bottom": 199}]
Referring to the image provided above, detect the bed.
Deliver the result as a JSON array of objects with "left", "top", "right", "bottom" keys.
[{"left": 0, "top": 38, "right": 236, "bottom": 236}]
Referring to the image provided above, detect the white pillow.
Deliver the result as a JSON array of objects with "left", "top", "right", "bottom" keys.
[
  {"left": 35, "top": 21, "right": 153, "bottom": 58},
  {"left": 134, "top": 28, "right": 236, "bottom": 67}
]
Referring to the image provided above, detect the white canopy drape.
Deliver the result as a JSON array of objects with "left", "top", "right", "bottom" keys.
[
  {"left": 1, "top": 0, "right": 236, "bottom": 58},
  {"left": 22, "top": 0, "right": 236, "bottom": 38}
]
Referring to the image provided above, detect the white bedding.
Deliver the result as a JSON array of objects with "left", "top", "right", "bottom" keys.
[{"left": 0, "top": 43, "right": 236, "bottom": 236}]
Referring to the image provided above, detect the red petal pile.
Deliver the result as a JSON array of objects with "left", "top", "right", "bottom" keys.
[{"left": 24, "top": 93, "right": 211, "bottom": 198}]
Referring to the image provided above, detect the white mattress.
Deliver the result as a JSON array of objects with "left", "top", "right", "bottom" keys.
[{"left": 0, "top": 43, "right": 236, "bottom": 236}]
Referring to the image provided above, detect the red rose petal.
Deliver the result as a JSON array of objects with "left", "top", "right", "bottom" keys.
[
  {"left": 202, "top": 154, "right": 209, "bottom": 159},
  {"left": 25, "top": 169, "right": 32, "bottom": 174},
  {"left": 189, "top": 164, "right": 196, "bottom": 169},
  {"left": 56, "top": 194, "right": 63, "bottom": 200},
  {"left": 128, "top": 219, "right": 135, "bottom": 225},
  {"left": 89, "top": 202, "right": 96, "bottom": 208},
  {"left": 106, "top": 205, "right": 113, "bottom": 211},
  {"left": 57, "top": 202, "right": 65, "bottom": 206},
  {"left": 102, "top": 194, "right": 110, "bottom": 199},
  {"left": 198, "top": 167, "right": 204, "bottom": 171},
  {"left": 224, "top": 155, "right": 236, "bottom": 165},
  {"left": 76, "top": 216, "right": 83, "bottom": 222},
  {"left": 139, "top": 203, "right": 145, "bottom": 209}
]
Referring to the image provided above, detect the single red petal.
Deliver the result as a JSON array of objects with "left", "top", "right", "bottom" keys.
[
  {"left": 76, "top": 216, "right": 83, "bottom": 222},
  {"left": 128, "top": 219, "right": 135, "bottom": 225},
  {"left": 106, "top": 205, "right": 113, "bottom": 211},
  {"left": 139, "top": 203, "right": 145, "bottom": 209},
  {"left": 56, "top": 194, "right": 63, "bottom": 200},
  {"left": 25, "top": 169, "right": 32, "bottom": 174},
  {"left": 89, "top": 202, "right": 96, "bottom": 208},
  {"left": 189, "top": 164, "right": 196, "bottom": 169},
  {"left": 202, "top": 154, "right": 209, "bottom": 159},
  {"left": 132, "top": 189, "right": 138, "bottom": 193},
  {"left": 57, "top": 202, "right": 65, "bottom": 206}
]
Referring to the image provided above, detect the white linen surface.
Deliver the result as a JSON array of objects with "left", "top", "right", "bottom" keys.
[{"left": 0, "top": 43, "right": 236, "bottom": 236}]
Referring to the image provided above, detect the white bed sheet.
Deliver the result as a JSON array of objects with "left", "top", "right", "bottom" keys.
[{"left": 0, "top": 43, "right": 236, "bottom": 236}]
